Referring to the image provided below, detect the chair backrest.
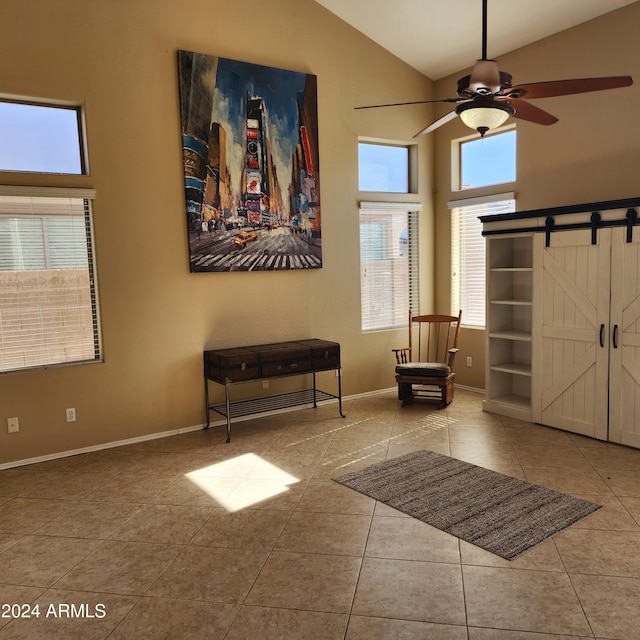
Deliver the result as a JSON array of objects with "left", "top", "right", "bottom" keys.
[{"left": 409, "top": 310, "right": 462, "bottom": 367}]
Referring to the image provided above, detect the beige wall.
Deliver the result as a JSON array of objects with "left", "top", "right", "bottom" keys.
[
  {"left": 434, "top": 2, "right": 640, "bottom": 391},
  {"left": 3, "top": 1, "right": 639, "bottom": 465},
  {"left": 0, "top": 0, "right": 436, "bottom": 465}
]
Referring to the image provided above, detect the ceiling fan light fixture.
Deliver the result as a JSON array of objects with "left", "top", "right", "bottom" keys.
[{"left": 456, "top": 100, "right": 515, "bottom": 137}]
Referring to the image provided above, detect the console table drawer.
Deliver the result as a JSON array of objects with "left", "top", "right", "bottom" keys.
[
  {"left": 298, "top": 339, "right": 340, "bottom": 369},
  {"left": 261, "top": 358, "right": 312, "bottom": 376},
  {"left": 204, "top": 348, "right": 260, "bottom": 383},
  {"left": 253, "top": 342, "right": 313, "bottom": 377}
]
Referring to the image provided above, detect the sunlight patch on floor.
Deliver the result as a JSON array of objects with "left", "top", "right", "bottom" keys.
[
  {"left": 184, "top": 452, "right": 300, "bottom": 512},
  {"left": 407, "top": 412, "right": 458, "bottom": 434},
  {"left": 320, "top": 413, "right": 459, "bottom": 470}
]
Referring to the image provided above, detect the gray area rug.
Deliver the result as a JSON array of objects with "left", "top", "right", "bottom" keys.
[{"left": 333, "top": 449, "right": 601, "bottom": 559}]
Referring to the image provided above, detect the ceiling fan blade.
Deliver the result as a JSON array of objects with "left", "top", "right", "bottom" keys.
[
  {"left": 355, "top": 97, "right": 462, "bottom": 110},
  {"left": 414, "top": 110, "right": 459, "bottom": 137},
  {"left": 509, "top": 76, "right": 633, "bottom": 99},
  {"left": 508, "top": 98, "right": 558, "bottom": 125}
]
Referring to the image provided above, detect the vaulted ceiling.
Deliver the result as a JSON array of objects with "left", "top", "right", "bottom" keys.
[{"left": 314, "top": 0, "right": 638, "bottom": 80}]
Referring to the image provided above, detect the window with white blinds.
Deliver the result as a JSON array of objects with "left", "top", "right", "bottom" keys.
[
  {"left": 0, "top": 188, "right": 102, "bottom": 373},
  {"left": 360, "top": 203, "right": 420, "bottom": 331},
  {"left": 450, "top": 194, "right": 515, "bottom": 328}
]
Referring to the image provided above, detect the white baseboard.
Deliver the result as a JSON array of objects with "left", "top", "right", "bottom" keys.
[
  {"left": 0, "top": 386, "right": 485, "bottom": 470},
  {"left": 0, "top": 391, "right": 378, "bottom": 470},
  {"left": 0, "top": 423, "right": 204, "bottom": 471},
  {"left": 455, "top": 384, "right": 485, "bottom": 394}
]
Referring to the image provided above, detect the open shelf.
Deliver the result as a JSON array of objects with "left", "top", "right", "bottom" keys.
[
  {"left": 489, "top": 330, "right": 531, "bottom": 342},
  {"left": 490, "top": 362, "right": 531, "bottom": 377},
  {"left": 483, "top": 392, "right": 532, "bottom": 422},
  {"left": 485, "top": 234, "right": 533, "bottom": 422},
  {"left": 490, "top": 299, "right": 532, "bottom": 306},
  {"left": 488, "top": 394, "right": 530, "bottom": 409},
  {"left": 488, "top": 235, "right": 533, "bottom": 270},
  {"left": 210, "top": 389, "right": 338, "bottom": 420}
]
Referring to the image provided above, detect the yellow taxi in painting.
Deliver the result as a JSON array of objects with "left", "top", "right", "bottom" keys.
[{"left": 233, "top": 230, "right": 258, "bottom": 247}]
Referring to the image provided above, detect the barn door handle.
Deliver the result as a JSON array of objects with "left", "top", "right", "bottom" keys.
[
  {"left": 599, "top": 324, "right": 605, "bottom": 347},
  {"left": 613, "top": 325, "right": 619, "bottom": 349}
]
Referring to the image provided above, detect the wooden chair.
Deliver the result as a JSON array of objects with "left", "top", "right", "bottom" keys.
[{"left": 393, "top": 310, "right": 462, "bottom": 408}]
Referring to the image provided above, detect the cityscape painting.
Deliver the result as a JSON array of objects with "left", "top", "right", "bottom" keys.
[{"left": 177, "top": 50, "right": 322, "bottom": 272}]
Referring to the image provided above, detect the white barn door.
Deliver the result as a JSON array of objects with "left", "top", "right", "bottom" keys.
[
  {"left": 609, "top": 228, "right": 640, "bottom": 446},
  {"left": 535, "top": 230, "right": 611, "bottom": 439}
]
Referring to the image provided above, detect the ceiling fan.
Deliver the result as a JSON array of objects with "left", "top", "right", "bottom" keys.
[{"left": 356, "top": 0, "right": 633, "bottom": 138}]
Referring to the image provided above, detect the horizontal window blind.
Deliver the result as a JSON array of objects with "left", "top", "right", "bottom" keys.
[
  {"left": 360, "top": 206, "right": 419, "bottom": 331},
  {"left": 0, "top": 190, "right": 101, "bottom": 373},
  {"left": 450, "top": 195, "right": 515, "bottom": 328}
]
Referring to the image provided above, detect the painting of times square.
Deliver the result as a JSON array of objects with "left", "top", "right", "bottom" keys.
[{"left": 178, "top": 50, "right": 322, "bottom": 272}]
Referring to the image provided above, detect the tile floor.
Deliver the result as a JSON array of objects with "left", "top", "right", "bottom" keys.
[{"left": 2, "top": 389, "right": 640, "bottom": 639}]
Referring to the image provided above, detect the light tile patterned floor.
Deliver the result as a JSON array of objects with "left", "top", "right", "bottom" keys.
[{"left": 2, "top": 389, "right": 640, "bottom": 639}]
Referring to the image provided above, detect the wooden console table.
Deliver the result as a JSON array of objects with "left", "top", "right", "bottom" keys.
[{"left": 204, "top": 338, "right": 344, "bottom": 441}]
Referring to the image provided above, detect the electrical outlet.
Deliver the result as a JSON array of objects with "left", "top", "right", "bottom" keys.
[
  {"left": 466, "top": 356, "right": 473, "bottom": 367},
  {"left": 7, "top": 417, "right": 19, "bottom": 433},
  {"left": 66, "top": 408, "right": 76, "bottom": 422},
  {"left": 262, "top": 379, "right": 269, "bottom": 389}
]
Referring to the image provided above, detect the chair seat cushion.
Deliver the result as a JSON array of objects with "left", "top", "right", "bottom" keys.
[{"left": 395, "top": 362, "right": 451, "bottom": 378}]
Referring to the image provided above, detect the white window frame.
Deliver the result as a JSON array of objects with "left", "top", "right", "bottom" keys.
[
  {"left": 360, "top": 201, "right": 421, "bottom": 332},
  {"left": 0, "top": 185, "right": 102, "bottom": 374},
  {"left": 449, "top": 193, "right": 515, "bottom": 328}
]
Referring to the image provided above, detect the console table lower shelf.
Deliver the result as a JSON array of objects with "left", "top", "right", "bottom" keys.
[{"left": 203, "top": 339, "right": 345, "bottom": 442}]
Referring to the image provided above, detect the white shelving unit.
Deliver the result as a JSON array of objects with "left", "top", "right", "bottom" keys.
[
  {"left": 480, "top": 198, "right": 640, "bottom": 445},
  {"left": 484, "top": 234, "right": 533, "bottom": 421}
]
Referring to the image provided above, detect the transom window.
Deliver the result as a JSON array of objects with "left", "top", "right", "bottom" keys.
[
  {"left": 459, "top": 129, "right": 516, "bottom": 190},
  {"left": 0, "top": 99, "right": 86, "bottom": 175},
  {"left": 358, "top": 142, "right": 410, "bottom": 193}
]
